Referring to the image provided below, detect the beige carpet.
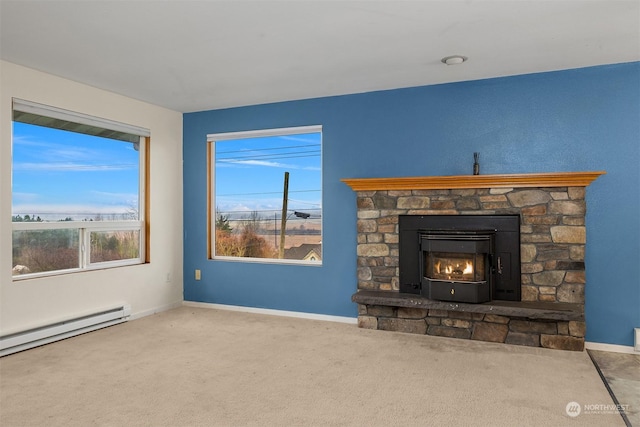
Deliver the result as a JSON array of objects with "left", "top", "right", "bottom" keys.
[{"left": 0, "top": 306, "right": 624, "bottom": 426}]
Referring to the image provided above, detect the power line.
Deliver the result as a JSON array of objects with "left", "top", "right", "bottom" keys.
[
  {"left": 217, "top": 153, "right": 320, "bottom": 163},
  {"left": 221, "top": 216, "right": 321, "bottom": 222},
  {"left": 286, "top": 199, "right": 322, "bottom": 207},
  {"left": 218, "top": 148, "right": 320, "bottom": 158},
  {"left": 217, "top": 208, "right": 321, "bottom": 215},
  {"left": 217, "top": 189, "right": 320, "bottom": 197},
  {"left": 216, "top": 143, "right": 320, "bottom": 155}
]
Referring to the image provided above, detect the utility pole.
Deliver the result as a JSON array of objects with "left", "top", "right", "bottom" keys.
[{"left": 279, "top": 171, "right": 289, "bottom": 259}]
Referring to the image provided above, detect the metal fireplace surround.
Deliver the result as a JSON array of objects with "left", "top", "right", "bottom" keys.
[{"left": 399, "top": 215, "right": 520, "bottom": 303}]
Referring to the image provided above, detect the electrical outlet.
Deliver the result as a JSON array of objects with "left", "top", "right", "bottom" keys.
[{"left": 195, "top": 269, "right": 201, "bottom": 281}]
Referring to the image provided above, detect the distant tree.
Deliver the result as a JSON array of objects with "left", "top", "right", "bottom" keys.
[
  {"left": 216, "top": 210, "right": 232, "bottom": 233},
  {"left": 89, "top": 230, "right": 139, "bottom": 263},
  {"left": 125, "top": 205, "right": 139, "bottom": 220},
  {"left": 13, "top": 228, "right": 78, "bottom": 273},
  {"left": 242, "top": 211, "right": 262, "bottom": 235},
  {"left": 12, "top": 215, "right": 42, "bottom": 222},
  {"left": 239, "top": 211, "right": 276, "bottom": 258},
  {"left": 106, "top": 235, "right": 118, "bottom": 251},
  {"left": 214, "top": 211, "right": 276, "bottom": 258},
  {"left": 239, "top": 229, "right": 276, "bottom": 258},
  {"left": 215, "top": 229, "right": 245, "bottom": 257}
]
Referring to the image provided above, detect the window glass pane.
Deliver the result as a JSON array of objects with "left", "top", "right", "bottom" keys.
[
  {"left": 90, "top": 230, "right": 140, "bottom": 263},
  {"left": 12, "top": 122, "right": 140, "bottom": 221},
  {"left": 12, "top": 229, "right": 80, "bottom": 275},
  {"left": 213, "top": 129, "right": 322, "bottom": 263}
]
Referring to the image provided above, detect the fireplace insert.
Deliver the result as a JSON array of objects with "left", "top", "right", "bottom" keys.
[
  {"left": 399, "top": 215, "right": 520, "bottom": 303},
  {"left": 421, "top": 231, "right": 494, "bottom": 303}
]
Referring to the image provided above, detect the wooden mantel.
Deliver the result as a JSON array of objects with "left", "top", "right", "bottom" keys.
[{"left": 341, "top": 171, "right": 605, "bottom": 191}]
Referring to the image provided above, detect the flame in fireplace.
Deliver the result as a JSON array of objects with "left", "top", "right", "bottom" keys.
[
  {"left": 434, "top": 260, "right": 474, "bottom": 277},
  {"left": 434, "top": 261, "right": 440, "bottom": 273},
  {"left": 463, "top": 262, "right": 473, "bottom": 275}
]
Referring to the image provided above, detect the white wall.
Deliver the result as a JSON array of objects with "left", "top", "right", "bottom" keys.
[{"left": 0, "top": 61, "right": 184, "bottom": 334}]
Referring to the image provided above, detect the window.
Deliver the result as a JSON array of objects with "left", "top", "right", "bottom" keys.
[
  {"left": 208, "top": 126, "right": 322, "bottom": 264},
  {"left": 11, "top": 99, "right": 149, "bottom": 279}
]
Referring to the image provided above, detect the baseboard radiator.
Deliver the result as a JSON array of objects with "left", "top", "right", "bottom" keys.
[{"left": 0, "top": 305, "right": 131, "bottom": 357}]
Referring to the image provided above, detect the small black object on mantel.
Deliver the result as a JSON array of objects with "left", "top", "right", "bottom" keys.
[{"left": 473, "top": 152, "right": 480, "bottom": 175}]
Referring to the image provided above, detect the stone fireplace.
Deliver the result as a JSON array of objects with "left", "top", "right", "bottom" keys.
[{"left": 343, "top": 172, "right": 605, "bottom": 351}]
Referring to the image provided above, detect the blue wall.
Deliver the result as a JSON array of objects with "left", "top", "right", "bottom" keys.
[{"left": 184, "top": 62, "right": 640, "bottom": 346}]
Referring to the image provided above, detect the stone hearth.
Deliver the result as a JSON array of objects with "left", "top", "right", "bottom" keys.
[{"left": 343, "top": 172, "right": 605, "bottom": 351}]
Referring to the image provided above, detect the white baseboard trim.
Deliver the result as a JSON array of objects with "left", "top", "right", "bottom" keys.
[
  {"left": 183, "top": 301, "right": 358, "bottom": 325},
  {"left": 585, "top": 341, "right": 638, "bottom": 354},
  {"left": 130, "top": 300, "right": 183, "bottom": 321}
]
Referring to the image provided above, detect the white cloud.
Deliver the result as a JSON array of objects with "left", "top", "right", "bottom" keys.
[
  {"left": 218, "top": 159, "right": 288, "bottom": 168},
  {"left": 217, "top": 159, "right": 319, "bottom": 171},
  {"left": 13, "top": 162, "right": 136, "bottom": 172}
]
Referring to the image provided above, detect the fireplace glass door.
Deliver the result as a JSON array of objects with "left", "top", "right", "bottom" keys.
[
  {"left": 420, "top": 232, "right": 494, "bottom": 303},
  {"left": 425, "top": 251, "right": 486, "bottom": 284}
]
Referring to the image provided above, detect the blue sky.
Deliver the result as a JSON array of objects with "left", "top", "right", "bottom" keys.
[
  {"left": 13, "top": 124, "right": 322, "bottom": 224},
  {"left": 214, "top": 132, "right": 322, "bottom": 222},
  {"left": 12, "top": 122, "right": 140, "bottom": 221}
]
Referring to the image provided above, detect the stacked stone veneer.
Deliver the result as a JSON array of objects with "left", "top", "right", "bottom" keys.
[
  {"left": 355, "top": 186, "right": 588, "bottom": 350},
  {"left": 357, "top": 306, "right": 585, "bottom": 351}
]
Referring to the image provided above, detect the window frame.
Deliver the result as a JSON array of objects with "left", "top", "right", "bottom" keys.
[
  {"left": 207, "top": 125, "right": 323, "bottom": 266},
  {"left": 11, "top": 99, "right": 149, "bottom": 280}
]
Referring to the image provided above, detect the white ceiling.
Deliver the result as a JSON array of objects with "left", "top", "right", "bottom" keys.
[{"left": 1, "top": 0, "right": 638, "bottom": 113}]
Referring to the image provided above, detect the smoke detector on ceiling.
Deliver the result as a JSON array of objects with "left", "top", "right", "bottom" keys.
[{"left": 441, "top": 55, "right": 468, "bottom": 65}]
